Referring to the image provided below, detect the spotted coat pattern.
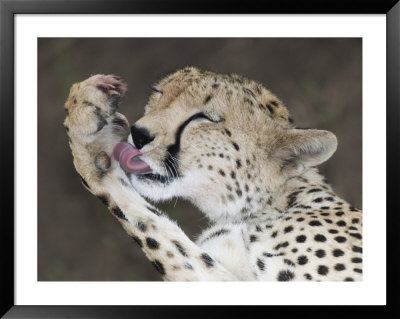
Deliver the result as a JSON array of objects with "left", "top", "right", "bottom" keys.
[{"left": 64, "top": 68, "right": 362, "bottom": 281}]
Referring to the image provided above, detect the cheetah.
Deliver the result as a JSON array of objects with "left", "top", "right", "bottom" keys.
[{"left": 63, "top": 67, "right": 362, "bottom": 281}]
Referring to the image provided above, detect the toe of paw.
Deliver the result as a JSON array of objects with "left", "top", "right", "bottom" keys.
[{"left": 96, "top": 75, "right": 127, "bottom": 96}]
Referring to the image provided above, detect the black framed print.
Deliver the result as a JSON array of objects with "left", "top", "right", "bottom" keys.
[{"left": 1, "top": 0, "right": 399, "bottom": 318}]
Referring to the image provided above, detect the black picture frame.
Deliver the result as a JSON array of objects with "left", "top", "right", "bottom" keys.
[{"left": 1, "top": 0, "right": 399, "bottom": 318}]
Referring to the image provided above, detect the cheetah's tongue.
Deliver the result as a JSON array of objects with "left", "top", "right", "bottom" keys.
[{"left": 112, "top": 142, "right": 152, "bottom": 174}]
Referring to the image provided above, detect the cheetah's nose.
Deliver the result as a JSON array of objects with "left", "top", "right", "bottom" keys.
[{"left": 112, "top": 142, "right": 152, "bottom": 174}]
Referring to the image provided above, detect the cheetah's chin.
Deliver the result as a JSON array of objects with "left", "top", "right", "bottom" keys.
[{"left": 112, "top": 142, "right": 152, "bottom": 175}]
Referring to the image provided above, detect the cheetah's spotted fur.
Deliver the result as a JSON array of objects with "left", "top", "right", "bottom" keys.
[{"left": 64, "top": 67, "right": 362, "bottom": 281}]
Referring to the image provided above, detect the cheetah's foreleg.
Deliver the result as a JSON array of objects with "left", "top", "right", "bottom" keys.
[{"left": 64, "top": 74, "right": 237, "bottom": 281}]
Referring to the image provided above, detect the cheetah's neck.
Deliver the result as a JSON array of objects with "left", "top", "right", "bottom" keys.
[{"left": 239, "top": 168, "right": 344, "bottom": 225}]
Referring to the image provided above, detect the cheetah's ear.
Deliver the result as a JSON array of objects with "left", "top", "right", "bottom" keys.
[{"left": 273, "top": 129, "right": 337, "bottom": 173}]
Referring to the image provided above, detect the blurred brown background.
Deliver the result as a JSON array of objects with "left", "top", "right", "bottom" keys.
[{"left": 38, "top": 38, "right": 362, "bottom": 281}]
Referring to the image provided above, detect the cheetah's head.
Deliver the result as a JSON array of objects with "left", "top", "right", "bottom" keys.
[{"left": 122, "top": 67, "right": 337, "bottom": 221}]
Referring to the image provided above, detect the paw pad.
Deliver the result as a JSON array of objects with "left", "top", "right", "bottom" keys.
[{"left": 95, "top": 151, "right": 111, "bottom": 171}]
